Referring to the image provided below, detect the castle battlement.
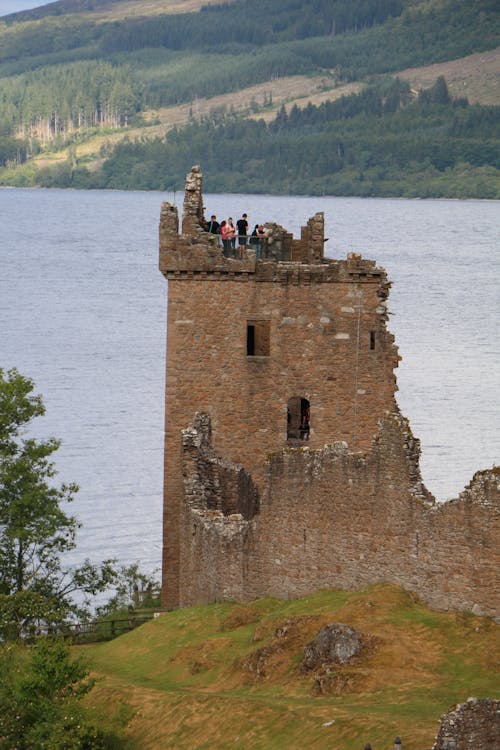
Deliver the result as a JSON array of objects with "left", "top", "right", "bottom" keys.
[{"left": 159, "top": 165, "right": 386, "bottom": 285}]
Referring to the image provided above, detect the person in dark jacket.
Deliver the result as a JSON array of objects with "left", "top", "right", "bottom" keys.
[
  {"left": 207, "top": 215, "right": 220, "bottom": 234},
  {"left": 236, "top": 213, "right": 249, "bottom": 255}
]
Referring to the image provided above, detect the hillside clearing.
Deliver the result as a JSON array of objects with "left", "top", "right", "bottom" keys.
[
  {"left": 397, "top": 46, "right": 500, "bottom": 105},
  {"left": 32, "top": 73, "right": 349, "bottom": 168},
  {"left": 88, "top": 0, "right": 222, "bottom": 22}
]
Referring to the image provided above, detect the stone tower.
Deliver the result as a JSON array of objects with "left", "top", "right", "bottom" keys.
[
  {"left": 159, "top": 167, "right": 399, "bottom": 609},
  {"left": 158, "top": 167, "right": 499, "bottom": 617}
]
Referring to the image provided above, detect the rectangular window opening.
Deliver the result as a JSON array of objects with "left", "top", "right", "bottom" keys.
[
  {"left": 370, "top": 331, "right": 376, "bottom": 350},
  {"left": 247, "top": 320, "right": 270, "bottom": 356}
]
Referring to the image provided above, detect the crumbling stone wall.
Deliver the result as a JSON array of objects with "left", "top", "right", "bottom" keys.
[
  {"left": 432, "top": 698, "right": 500, "bottom": 749},
  {"left": 182, "top": 412, "right": 259, "bottom": 520},
  {"left": 297, "top": 212, "right": 325, "bottom": 263},
  {"left": 159, "top": 167, "right": 499, "bottom": 615},
  {"left": 177, "top": 413, "right": 257, "bottom": 604},
  {"left": 181, "top": 164, "right": 205, "bottom": 236},
  {"left": 177, "top": 412, "right": 499, "bottom": 615}
]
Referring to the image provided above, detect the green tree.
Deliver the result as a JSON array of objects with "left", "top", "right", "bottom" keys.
[
  {"left": 419, "top": 74, "right": 451, "bottom": 105},
  {"left": 97, "top": 563, "right": 160, "bottom": 618},
  {"left": 0, "top": 638, "right": 124, "bottom": 749},
  {"left": 0, "top": 368, "right": 116, "bottom": 639}
]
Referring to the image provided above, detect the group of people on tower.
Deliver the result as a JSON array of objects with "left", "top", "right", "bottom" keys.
[{"left": 205, "top": 213, "right": 268, "bottom": 258}]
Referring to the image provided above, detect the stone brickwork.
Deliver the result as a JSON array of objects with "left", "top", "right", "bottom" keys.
[
  {"left": 431, "top": 698, "right": 500, "bottom": 749},
  {"left": 159, "top": 167, "right": 500, "bottom": 616}
]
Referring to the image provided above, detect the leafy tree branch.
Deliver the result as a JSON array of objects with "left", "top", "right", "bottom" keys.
[{"left": 0, "top": 368, "right": 117, "bottom": 639}]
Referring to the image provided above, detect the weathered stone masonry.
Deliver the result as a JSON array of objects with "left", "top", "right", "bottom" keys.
[{"left": 159, "top": 166, "right": 499, "bottom": 617}]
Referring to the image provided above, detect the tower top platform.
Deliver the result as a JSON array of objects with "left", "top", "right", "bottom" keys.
[{"left": 159, "top": 166, "right": 387, "bottom": 286}]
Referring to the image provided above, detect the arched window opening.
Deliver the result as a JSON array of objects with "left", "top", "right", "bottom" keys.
[{"left": 287, "top": 397, "right": 310, "bottom": 441}]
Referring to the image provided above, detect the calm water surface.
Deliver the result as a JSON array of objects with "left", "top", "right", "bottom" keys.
[{"left": 1, "top": 188, "right": 499, "bottom": 573}]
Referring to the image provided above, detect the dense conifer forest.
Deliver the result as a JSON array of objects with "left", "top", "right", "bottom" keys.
[{"left": 0, "top": 0, "right": 498, "bottom": 196}]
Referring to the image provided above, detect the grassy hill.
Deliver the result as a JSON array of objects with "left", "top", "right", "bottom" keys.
[
  {"left": 0, "top": 0, "right": 499, "bottom": 196},
  {"left": 2, "top": 0, "right": 220, "bottom": 23},
  {"left": 83, "top": 584, "right": 499, "bottom": 750}
]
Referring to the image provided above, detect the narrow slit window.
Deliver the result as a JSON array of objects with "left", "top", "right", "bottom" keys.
[
  {"left": 370, "top": 331, "right": 376, "bottom": 350},
  {"left": 247, "top": 325, "right": 255, "bottom": 356},
  {"left": 247, "top": 320, "right": 270, "bottom": 356}
]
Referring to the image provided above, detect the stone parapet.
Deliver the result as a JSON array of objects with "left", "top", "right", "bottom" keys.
[
  {"left": 159, "top": 166, "right": 387, "bottom": 285},
  {"left": 160, "top": 260, "right": 388, "bottom": 285}
]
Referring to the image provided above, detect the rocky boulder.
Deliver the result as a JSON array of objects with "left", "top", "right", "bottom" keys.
[{"left": 301, "top": 623, "right": 363, "bottom": 671}]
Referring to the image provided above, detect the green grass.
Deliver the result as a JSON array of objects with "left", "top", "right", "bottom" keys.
[{"left": 82, "top": 584, "right": 499, "bottom": 749}]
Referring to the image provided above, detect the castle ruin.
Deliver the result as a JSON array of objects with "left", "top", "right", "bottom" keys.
[{"left": 159, "top": 166, "right": 499, "bottom": 618}]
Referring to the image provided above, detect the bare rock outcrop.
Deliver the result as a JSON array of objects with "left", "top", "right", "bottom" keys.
[{"left": 301, "top": 623, "right": 363, "bottom": 671}]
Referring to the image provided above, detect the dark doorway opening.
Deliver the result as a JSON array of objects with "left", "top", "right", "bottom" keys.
[{"left": 287, "top": 397, "right": 310, "bottom": 441}]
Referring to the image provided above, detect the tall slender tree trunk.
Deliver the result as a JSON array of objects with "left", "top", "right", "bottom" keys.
[{"left": 16, "top": 540, "right": 24, "bottom": 593}]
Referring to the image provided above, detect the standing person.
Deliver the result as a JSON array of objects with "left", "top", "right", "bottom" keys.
[
  {"left": 250, "top": 224, "right": 260, "bottom": 257},
  {"left": 207, "top": 215, "right": 220, "bottom": 235},
  {"left": 257, "top": 224, "right": 267, "bottom": 258},
  {"left": 236, "top": 213, "right": 249, "bottom": 256},
  {"left": 227, "top": 217, "right": 236, "bottom": 256},
  {"left": 220, "top": 220, "right": 231, "bottom": 256}
]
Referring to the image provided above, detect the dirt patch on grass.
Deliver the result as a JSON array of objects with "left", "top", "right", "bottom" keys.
[
  {"left": 168, "top": 636, "right": 233, "bottom": 678},
  {"left": 241, "top": 613, "right": 383, "bottom": 695},
  {"left": 219, "top": 603, "right": 263, "bottom": 632}
]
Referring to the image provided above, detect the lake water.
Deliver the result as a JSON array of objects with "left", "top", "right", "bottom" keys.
[{"left": 1, "top": 188, "right": 499, "bottom": 575}]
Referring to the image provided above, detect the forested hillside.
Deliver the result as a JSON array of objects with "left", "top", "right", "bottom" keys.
[
  {"left": 0, "top": 0, "right": 499, "bottom": 196},
  {"left": 41, "top": 77, "right": 498, "bottom": 198}
]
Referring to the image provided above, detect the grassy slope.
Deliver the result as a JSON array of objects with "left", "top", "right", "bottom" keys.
[
  {"left": 84, "top": 584, "right": 499, "bottom": 750},
  {"left": 87, "top": 0, "right": 223, "bottom": 22},
  {"left": 1, "top": 0, "right": 218, "bottom": 23}
]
